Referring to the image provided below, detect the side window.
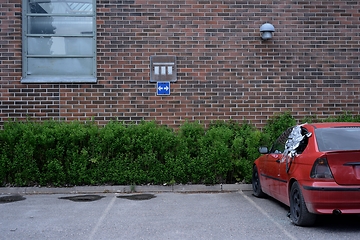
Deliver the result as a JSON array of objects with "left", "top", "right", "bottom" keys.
[
  {"left": 270, "top": 126, "right": 310, "bottom": 155},
  {"left": 296, "top": 127, "right": 310, "bottom": 154},
  {"left": 22, "top": 0, "right": 96, "bottom": 83},
  {"left": 269, "top": 127, "right": 293, "bottom": 154}
]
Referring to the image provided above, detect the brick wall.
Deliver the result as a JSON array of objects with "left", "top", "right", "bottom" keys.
[{"left": 1, "top": 0, "right": 360, "bottom": 129}]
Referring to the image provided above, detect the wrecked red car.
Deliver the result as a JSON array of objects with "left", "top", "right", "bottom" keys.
[{"left": 252, "top": 122, "right": 360, "bottom": 226}]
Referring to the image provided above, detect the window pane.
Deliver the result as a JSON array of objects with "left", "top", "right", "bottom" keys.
[
  {"left": 28, "top": 16, "right": 93, "bottom": 35},
  {"left": 28, "top": 37, "right": 93, "bottom": 55},
  {"left": 28, "top": 16, "right": 56, "bottom": 34},
  {"left": 28, "top": 57, "right": 93, "bottom": 75},
  {"left": 29, "top": 0, "right": 93, "bottom": 15},
  {"left": 315, "top": 128, "right": 360, "bottom": 151}
]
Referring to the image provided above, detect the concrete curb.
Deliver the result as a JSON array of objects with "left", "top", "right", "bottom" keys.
[{"left": 0, "top": 184, "right": 252, "bottom": 195}]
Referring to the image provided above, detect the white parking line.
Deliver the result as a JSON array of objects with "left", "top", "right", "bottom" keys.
[
  {"left": 88, "top": 195, "right": 117, "bottom": 240},
  {"left": 240, "top": 191, "right": 298, "bottom": 240}
]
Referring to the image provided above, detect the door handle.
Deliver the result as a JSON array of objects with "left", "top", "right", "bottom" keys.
[{"left": 276, "top": 160, "right": 280, "bottom": 163}]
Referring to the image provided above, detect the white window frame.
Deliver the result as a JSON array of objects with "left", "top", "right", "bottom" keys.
[{"left": 22, "top": 0, "right": 97, "bottom": 83}]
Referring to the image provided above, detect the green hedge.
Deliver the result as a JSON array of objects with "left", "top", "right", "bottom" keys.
[{"left": 0, "top": 112, "right": 359, "bottom": 187}]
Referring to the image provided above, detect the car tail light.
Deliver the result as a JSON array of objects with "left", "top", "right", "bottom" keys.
[{"left": 310, "top": 157, "right": 334, "bottom": 179}]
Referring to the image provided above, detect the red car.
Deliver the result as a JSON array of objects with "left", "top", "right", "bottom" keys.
[{"left": 252, "top": 122, "right": 360, "bottom": 226}]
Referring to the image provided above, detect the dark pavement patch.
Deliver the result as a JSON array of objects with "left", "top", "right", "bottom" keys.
[
  {"left": 0, "top": 194, "right": 26, "bottom": 204},
  {"left": 59, "top": 195, "right": 105, "bottom": 202},
  {"left": 117, "top": 193, "right": 156, "bottom": 201}
]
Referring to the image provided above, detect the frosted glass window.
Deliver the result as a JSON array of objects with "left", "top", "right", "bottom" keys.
[
  {"left": 28, "top": 58, "right": 93, "bottom": 75},
  {"left": 28, "top": 16, "right": 93, "bottom": 35},
  {"left": 22, "top": 0, "right": 96, "bottom": 83},
  {"left": 28, "top": 37, "right": 93, "bottom": 55}
]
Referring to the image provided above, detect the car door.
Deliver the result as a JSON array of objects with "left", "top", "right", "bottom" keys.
[
  {"left": 262, "top": 127, "right": 293, "bottom": 198},
  {"left": 261, "top": 152, "right": 282, "bottom": 196},
  {"left": 278, "top": 126, "right": 310, "bottom": 204}
]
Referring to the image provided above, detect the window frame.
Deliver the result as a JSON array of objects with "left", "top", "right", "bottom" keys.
[{"left": 21, "top": 0, "right": 97, "bottom": 83}]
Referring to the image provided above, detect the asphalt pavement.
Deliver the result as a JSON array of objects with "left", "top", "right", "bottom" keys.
[{"left": 1, "top": 184, "right": 360, "bottom": 240}]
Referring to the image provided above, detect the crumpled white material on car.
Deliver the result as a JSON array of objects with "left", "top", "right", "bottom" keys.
[{"left": 281, "top": 125, "right": 312, "bottom": 163}]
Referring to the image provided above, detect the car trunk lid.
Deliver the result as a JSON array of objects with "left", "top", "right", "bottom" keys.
[{"left": 326, "top": 151, "right": 360, "bottom": 185}]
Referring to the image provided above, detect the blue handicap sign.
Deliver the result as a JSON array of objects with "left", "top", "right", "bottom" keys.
[{"left": 156, "top": 81, "right": 170, "bottom": 95}]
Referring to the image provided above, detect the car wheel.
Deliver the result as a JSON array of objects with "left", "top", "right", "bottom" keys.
[
  {"left": 252, "top": 165, "right": 265, "bottom": 198},
  {"left": 289, "top": 181, "right": 316, "bottom": 226}
]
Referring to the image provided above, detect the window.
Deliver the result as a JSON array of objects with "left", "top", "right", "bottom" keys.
[
  {"left": 270, "top": 126, "right": 310, "bottom": 154},
  {"left": 316, "top": 127, "right": 360, "bottom": 151},
  {"left": 22, "top": 0, "right": 96, "bottom": 83},
  {"left": 270, "top": 127, "right": 293, "bottom": 154}
]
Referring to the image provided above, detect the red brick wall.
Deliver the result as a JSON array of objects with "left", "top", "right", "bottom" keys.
[{"left": 1, "top": 0, "right": 360, "bottom": 129}]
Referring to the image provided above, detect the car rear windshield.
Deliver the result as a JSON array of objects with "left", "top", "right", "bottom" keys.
[{"left": 315, "top": 127, "right": 360, "bottom": 151}]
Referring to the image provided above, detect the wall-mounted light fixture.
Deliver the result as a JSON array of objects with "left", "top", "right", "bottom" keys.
[{"left": 260, "top": 23, "right": 275, "bottom": 40}]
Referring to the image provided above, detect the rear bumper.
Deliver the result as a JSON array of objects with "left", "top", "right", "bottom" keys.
[{"left": 301, "top": 182, "right": 360, "bottom": 214}]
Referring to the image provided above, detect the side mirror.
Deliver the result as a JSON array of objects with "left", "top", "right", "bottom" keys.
[{"left": 258, "top": 147, "right": 269, "bottom": 154}]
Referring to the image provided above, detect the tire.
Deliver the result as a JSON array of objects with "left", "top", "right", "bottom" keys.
[
  {"left": 252, "top": 165, "right": 265, "bottom": 198},
  {"left": 289, "top": 181, "right": 316, "bottom": 226}
]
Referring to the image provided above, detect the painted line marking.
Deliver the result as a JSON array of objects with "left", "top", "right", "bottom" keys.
[
  {"left": 88, "top": 195, "right": 116, "bottom": 240},
  {"left": 240, "top": 191, "right": 298, "bottom": 240}
]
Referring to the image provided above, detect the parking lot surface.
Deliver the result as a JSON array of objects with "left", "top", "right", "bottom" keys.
[{"left": 1, "top": 188, "right": 359, "bottom": 240}]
